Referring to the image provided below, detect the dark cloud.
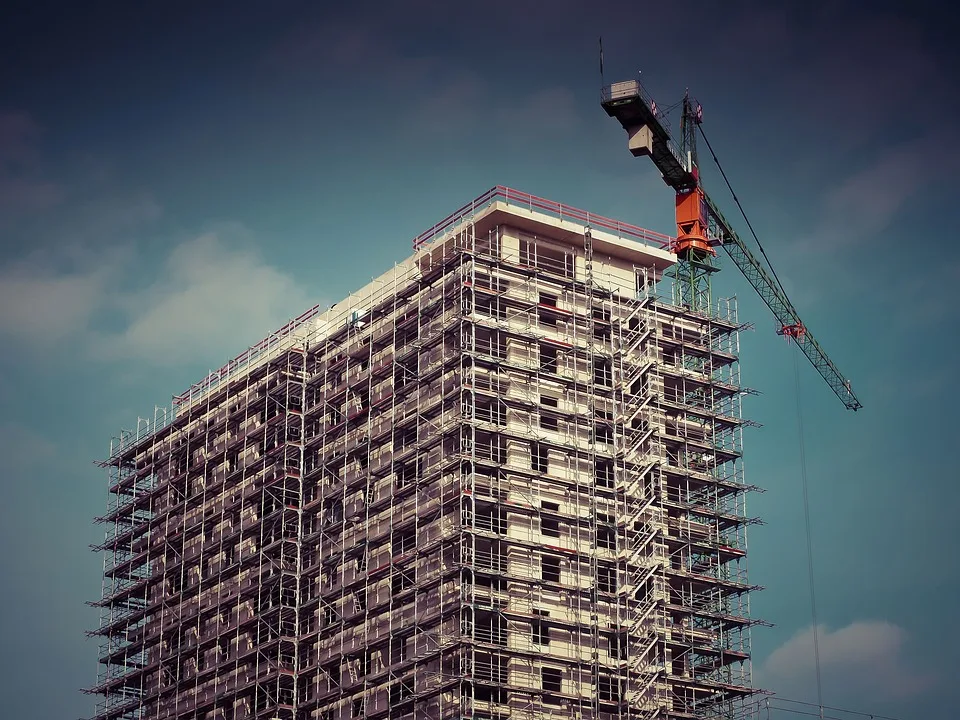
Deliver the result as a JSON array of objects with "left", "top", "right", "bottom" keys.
[{"left": 0, "top": 111, "right": 63, "bottom": 213}]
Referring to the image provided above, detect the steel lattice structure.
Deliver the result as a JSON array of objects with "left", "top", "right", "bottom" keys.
[{"left": 88, "top": 189, "right": 761, "bottom": 720}]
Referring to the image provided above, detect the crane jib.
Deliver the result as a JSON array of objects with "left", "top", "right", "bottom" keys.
[{"left": 601, "top": 79, "right": 862, "bottom": 411}]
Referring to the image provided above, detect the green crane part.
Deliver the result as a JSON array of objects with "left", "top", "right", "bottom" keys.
[{"left": 601, "top": 79, "right": 861, "bottom": 411}]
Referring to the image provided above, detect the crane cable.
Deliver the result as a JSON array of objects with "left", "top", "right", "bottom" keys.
[
  {"left": 765, "top": 696, "right": 903, "bottom": 720},
  {"left": 794, "top": 347, "right": 824, "bottom": 718},
  {"left": 695, "top": 118, "right": 826, "bottom": 715},
  {"left": 696, "top": 125, "right": 792, "bottom": 303}
]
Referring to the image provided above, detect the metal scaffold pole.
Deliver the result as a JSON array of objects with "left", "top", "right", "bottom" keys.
[{"left": 87, "top": 188, "right": 761, "bottom": 720}]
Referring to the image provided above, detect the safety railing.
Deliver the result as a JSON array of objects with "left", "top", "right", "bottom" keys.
[{"left": 413, "top": 185, "right": 672, "bottom": 251}]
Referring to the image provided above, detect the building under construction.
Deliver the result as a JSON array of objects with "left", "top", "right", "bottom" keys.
[{"left": 89, "top": 187, "right": 760, "bottom": 720}]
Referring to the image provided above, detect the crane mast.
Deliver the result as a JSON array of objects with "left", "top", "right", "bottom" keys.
[{"left": 601, "top": 79, "right": 862, "bottom": 411}]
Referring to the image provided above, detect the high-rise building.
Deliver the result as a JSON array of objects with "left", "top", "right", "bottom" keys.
[{"left": 89, "top": 186, "right": 758, "bottom": 720}]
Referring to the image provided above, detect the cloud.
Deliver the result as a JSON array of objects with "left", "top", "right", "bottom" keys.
[
  {"left": 407, "top": 72, "right": 488, "bottom": 135},
  {"left": 713, "top": 5, "right": 958, "bottom": 270},
  {"left": 0, "top": 250, "right": 119, "bottom": 348},
  {"left": 795, "top": 135, "right": 936, "bottom": 256},
  {"left": 266, "top": 18, "right": 436, "bottom": 90},
  {"left": 759, "top": 621, "right": 935, "bottom": 703},
  {"left": 0, "top": 221, "right": 314, "bottom": 366},
  {"left": 0, "top": 107, "right": 313, "bottom": 370},
  {"left": 785, "top": 126, "right": 958, "bottom": 266},
  {"left": 0, "top": 111, "right": 63, "bottom": 213},
  {"left": 96, "top": 228, "right": 314, "bottom": 365},
  {"left": 716, "top": 6, "right": 794, "bottom": 66},
  {"left": 770, "top": 8, "right": 949, "bottom": 149},
  {"left": 70, "top": 192, "right": 163, "bottom": 240},
  {"left": 0, "top": 422, "right": 70, "bottom": 510},
  {"left": 0, "top": 111, "right": 41, "bottom": 168},
  {"left": 823, "top": 144, "right": 927, "bottom": 239},
  {"left": 265, "top": 20, "right": 579, "bottom": 144},
  {"left": 0, "top": 176, "right": 62, "bottom": 212},
  {"left": 891, "top": 258, "right": 960, "bottom": 331},
  {"left": 274, "top": 21, "right": 377, "bottom": 69},
  {"left": 0, "top": 422, "right": 57, "bottom": 466},
  {"left": 402, "top": 78, "right": 581, "bottom": 142},
  {"left": 495, "top": 87, "right": 580, "bottom": 136}
]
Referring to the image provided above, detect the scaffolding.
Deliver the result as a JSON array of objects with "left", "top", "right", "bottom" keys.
[{"left": 87, "top": 187, "right": 762, "bottom": 720}]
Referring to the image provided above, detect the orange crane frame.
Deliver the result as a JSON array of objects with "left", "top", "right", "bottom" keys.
[{"left": 601, "top": 79, "right": 861, "bottom": 411}]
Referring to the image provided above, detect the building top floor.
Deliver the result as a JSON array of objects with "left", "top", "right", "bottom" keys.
[{"left": 108, "top": 188, "right": 677, "bottom": 460}]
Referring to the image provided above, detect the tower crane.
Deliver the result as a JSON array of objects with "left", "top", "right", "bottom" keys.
[{"left": 601, "top": 79, "right": 861, "bottom": 411}]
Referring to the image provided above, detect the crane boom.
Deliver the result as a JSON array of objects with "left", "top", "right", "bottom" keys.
[
  {"left": 702, "top": 193, "right": 862, "bottom": 410},
  {"left": 601, "top": 79, "right": 861, "bottom": 411}
]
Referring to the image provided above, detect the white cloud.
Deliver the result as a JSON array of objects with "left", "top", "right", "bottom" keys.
[
  {"left": 0, "top": 225, "right": 315, "bottom": 367},
  {"left": 788, "top": 130, "right": 957, "bottom": 264},
  {"left": 0, "top": 252, "right": 117, "bottom": 347},
  {"left": 71, "top": 193, "right": 163, "bottom": 240},
  {"left": 824, "top": 147, "right": 926, "bottom": 238},
  {"left": 96, "top": 229, "right": 313, "bottom": 365},
  {"left": 0, "top": 108, "right": 313, "bottom": 369},
  {"left": 759, "top": 620, "right": 934, "bottom": 703},
  {"left": 715, "top": 6, "right": 958, "bottom": 275},
  {"left": 813, "top": 135, "right": 938, "bottom": 250}
]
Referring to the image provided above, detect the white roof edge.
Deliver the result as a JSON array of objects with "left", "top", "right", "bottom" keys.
[{"left": 417, "top": 198, "right": 676, "bottom": 267}]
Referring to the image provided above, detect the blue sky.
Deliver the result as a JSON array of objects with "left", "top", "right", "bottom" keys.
[{"left": 1, "top": 1, "right": 957, "bottom": 718}]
